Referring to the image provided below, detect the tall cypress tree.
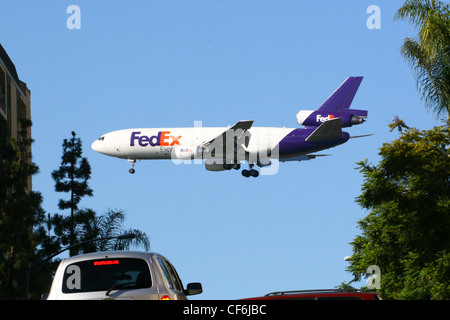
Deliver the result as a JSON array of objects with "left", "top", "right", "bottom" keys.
[{"left": 51, "top": 131, "right": 93, "bottom": 256}]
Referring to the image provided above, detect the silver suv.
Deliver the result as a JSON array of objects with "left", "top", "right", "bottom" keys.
[{"left": 47, "top": 251, "right": 202, "bottom": 300}]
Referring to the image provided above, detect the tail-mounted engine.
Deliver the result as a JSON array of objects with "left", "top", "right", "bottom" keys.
[{"left": 296, "top": 109, "right": 367, "bottom": 128}]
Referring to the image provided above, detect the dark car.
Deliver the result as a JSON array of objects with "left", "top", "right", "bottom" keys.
[{"left": 242, "top": 289, "right": 382, "bottom": 300}]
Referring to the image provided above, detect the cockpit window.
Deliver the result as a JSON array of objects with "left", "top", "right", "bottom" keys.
[{"left": 98, "top": 136, "right": 105, "bottom": 141}]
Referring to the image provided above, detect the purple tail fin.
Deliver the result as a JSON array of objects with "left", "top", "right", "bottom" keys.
[
  {"left": 296, "top": 76, "right": 367, "bottom": 128},
  {"left": 317, "top": 76, "right": 363, "bottom": 112}
]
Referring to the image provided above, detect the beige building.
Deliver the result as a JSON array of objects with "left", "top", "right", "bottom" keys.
[{"left": 0, "top": 43, "right": 32, "bottom": 191}]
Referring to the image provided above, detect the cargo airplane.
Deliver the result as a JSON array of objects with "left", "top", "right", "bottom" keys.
[{"left": 91, "top": 77, "right": 369, "bottom": 177}]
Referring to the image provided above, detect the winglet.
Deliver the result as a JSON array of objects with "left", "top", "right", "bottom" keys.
[{"left": 229, "top": 120, "right": 254, "bottom": 131}]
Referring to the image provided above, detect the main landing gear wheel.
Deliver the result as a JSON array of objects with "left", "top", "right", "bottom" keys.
[
  {"left": 128, "top": 159, "right": 136, "bottom": 174},
  {"left": 241, "top": 169, "right": 259, "bottom": 178},
  {"left": 223, "top": 163, "right": 241, "bottom": 170}
]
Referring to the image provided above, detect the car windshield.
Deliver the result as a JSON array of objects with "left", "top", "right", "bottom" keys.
[{"left": 62, "top": 258, "right": 152, "bottom": 294}]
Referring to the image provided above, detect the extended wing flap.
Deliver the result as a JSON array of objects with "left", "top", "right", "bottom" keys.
[{"left": 305, "top": 118, "right": 342, "bottom": 142}]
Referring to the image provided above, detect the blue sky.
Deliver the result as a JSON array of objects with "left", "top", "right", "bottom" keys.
[{"left": 0, "top": 1, "right": 441, "bottom": 299}]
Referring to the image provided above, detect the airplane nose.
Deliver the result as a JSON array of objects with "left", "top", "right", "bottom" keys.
[
  {"left": 91, "top": 139, "right": 107, "bottom": 154},
  {"left": 91, "top": 140, "right": 100, "bottom": 152},
  {"left": 91, "top": 136, "right": 118, "bottom": 156}
]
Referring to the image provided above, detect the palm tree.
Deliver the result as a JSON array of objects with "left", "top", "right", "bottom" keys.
[
  {"left": 75, "top": 208, "right": 151, "bottom": 253},
  {"left": 94, "top": 209, "right": 150, "bottom": 252},
  {"left": 395, "top": 0, "right": 450, "bottom": 118}
]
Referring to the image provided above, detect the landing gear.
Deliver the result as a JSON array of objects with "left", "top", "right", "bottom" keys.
[
  {"left": 128, "top": 159, "right": 136, "bottom": 174},
  {"left": 241, "top": 163, "right": 259, "bottom": 178},
  {"left": 241, "top": 169, "right": 259, "bottom": 178},
  {"left": 223, "top": 162, "right": 258, "bottom": 177},
  {"left": 223, "top": 163, "right": 241, "bottom": 170}
]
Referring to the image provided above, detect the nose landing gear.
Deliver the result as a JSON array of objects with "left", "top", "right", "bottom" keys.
[{"left": 128, "top": 159, "right": 136, "bottom": 174}]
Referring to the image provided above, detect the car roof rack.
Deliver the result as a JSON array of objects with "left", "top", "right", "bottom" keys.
[{"left": 264, "top": 288, "right": 364, "bottom": 297}]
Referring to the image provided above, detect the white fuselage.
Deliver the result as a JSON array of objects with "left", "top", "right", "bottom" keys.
[
  {"left": 92, "top": 127, "right": 295, "bottom": 161},
  {"left": 90, "top": 77, "right": 367, "bottom": 177}
]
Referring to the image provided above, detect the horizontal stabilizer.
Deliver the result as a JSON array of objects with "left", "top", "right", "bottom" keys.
[
  {"left": 350, "top": 134, "right": 374, "bottom": 139},
  {"left": 280, "top": 154, "right": 330, "bottom": 162},
  {"left": 305, "top": 118, "right": 342, "bottom": 142}
]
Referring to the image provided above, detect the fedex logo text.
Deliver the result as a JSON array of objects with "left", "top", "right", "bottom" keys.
[
  {"left": 316, "top": 114, "right": 335, "bottom": 122},
  {"left": 130, "top": 131, "right": 181, "bottom": 147}
]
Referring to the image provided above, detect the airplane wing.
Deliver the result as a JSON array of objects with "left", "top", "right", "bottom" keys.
[
  {"left": 305, "top": 117, "right": 342, "bottom": 142},
  {"left": 202, "top": 120, "right": 254, "bottom": 148}
]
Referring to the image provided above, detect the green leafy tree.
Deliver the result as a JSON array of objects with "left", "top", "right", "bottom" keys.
[
  {"left": 51, "top": 131, "right": 93, "bottom": 255},
  {"left": 346, "top": 122, "right": 450, "bottom": 299},
  {"left": 395, "top": 0, "right": 450, "bottom": 117}
]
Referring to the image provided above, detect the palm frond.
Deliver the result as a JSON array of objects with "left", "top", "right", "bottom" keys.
[
  {"left": 395, "top": 0, "right": 435, "bottom": 27},
  {"left": 400, "top": 37, "right": 428, "bottom": 70},
  {"left": 403, "top": 40, "right": 450, "bottom": 116},
  {"left": 396, "top": 0, "right": 450, "bottom": 118},
  {"left": 396, "top": 0, "right": 450, "bottom": 59}
]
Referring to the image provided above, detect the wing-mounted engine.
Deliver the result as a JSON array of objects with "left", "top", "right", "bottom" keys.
[{"left": 205, "top": 162, "right": 227, "bottom": 171}]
